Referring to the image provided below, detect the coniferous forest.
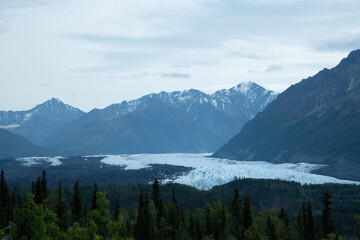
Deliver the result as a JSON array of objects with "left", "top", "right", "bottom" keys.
[{"left": 1, "top": 170, "right": 360, "bottom": 240}]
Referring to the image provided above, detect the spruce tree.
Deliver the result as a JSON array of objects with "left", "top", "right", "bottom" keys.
[
  {"left": 114, "top": 197, "right": 120, "bottom": 220},
  {"left": 41, "top": 170, "right": 47, "bottom": 200},
  {"left": 304, "top": 201, "right": 316, "bottom": 240},
  {"left": 134, "top": 189, "right": 144, "bottom": 240},
  {"left": 189, "top": 213, "right": 195, "bottom": 239},
  {"left": 0, "top": 169, "right": 10, "bottom": 228},
  {"left": 231, "top": 189, "right": 242, "bottom": 239},
  {"left": 296, "top": 210, "right": 304, "bottom": 239},
  {"left": 242, "top": 194, "right": 252, "bottom": 230},
  {"left": 151, "top": 178, "right": 163, "bottom": 226},
  {"left": 195, "top": 216, "right": 202, "bottom": 240},
  {"left": 8, "top": 192, "right": 15, "bottom": 222},
  {"left": 279, "top": 208, "right": 288, "bottom": 227},
  {"left": 56, "top": 181, "right": 67, "bottom": 230},
  {"left": 31, "top": 181, "right": 34, "bottom": 194},
  {"left": 321, "top": 191, "right": 335, "bottom": 237},
  {"left": 91, "top": 183, "right": 98, "bottom": 210},
  {"left": 71, "top": 181, "right": 82, "bottom": 223},
  {"left": 143, "top": 193, "right": 150, "bottom": 239},
  {"left": 83, "top": 204, "right": 88, "bottom": 225},
  {"left": 279, "top": 208, "right": 290, "bottom": 240},
  {"left": 134, "top": 189, "right": 150, "bottom": 240},
  {"left": 302, "top": 201, "right": 307, "bottom": 238},
  {"left": 10, "top": 193, "right": 15, "bottom": 209},
  {"left": 219, "top": 202, "right": 227, "bottom": 236},
  {"left": 171, "top": 186, "right": 177, "bottom": 207},
  {"left": 17, "top": 195, "right": 22, "bottom": 208},
  {"left": 34, "top": 177, "right": 43, "bottom": 204},
  {"left": 266, "top": 214, "right": 276, "bottom": 240},
  {"left": 179, "top": 207, "right": 185, "bottom": 225},
  {"left": 204, "top": 204, "right": 212, "bottom": 236}
]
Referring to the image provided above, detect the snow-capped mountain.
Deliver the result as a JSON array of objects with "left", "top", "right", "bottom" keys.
[
  {"left": 104, "top": 81, "right": 276, "bottom": 119},
  {"left": 212, "top": 81, "right": 277, "bottom": 118},
  {"left": 0, "top": 98, "right": 85, "bottom": 144},
  {"left": 42, "top": 82, "right": 277, "bottom": 155}
]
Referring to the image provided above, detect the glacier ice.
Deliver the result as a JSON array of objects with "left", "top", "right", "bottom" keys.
[
  {"left": 100, "top": 153, "right": 360, "bottom": 190},
  {"left": 16, "top": 156, "right": 65, "bottom": 166}
]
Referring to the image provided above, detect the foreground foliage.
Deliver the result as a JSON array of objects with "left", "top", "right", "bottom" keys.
[{"left": 1, "top": 170, "right": 360, "bottom": 239}]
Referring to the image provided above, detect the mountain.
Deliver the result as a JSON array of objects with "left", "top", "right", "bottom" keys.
[
  {"left": 42, "top": 82, "right": 277, "bottom": 155},
  {"left": 155, "top": 82, "right": 277, "bottom": 143},
  {"left": 213, "top": 50, "right": 360, "bottom": 168},
  {"left": 0, "top": 128, "right": 53, "bottom": 159},
  {"left": 0, "top": 98, "right": 85, "bottom": 144}
]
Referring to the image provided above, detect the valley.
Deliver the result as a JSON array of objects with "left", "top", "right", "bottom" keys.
[
  {"left": 1, "top": 2, "right": 360, "bottom": 239},
  {"left": 2, "top": 153, "right": 359, "bottom": 190}
]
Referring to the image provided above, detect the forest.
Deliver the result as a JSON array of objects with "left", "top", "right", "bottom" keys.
[{"left": 1, "top": 169, "right": 360, "bottom": 240}]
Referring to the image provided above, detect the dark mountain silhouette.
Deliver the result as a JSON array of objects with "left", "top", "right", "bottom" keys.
[{"left": 213, "top": 50, "right": 360, "bottom": 173}]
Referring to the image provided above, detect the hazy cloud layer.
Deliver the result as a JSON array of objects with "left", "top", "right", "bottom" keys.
[
  {"left": 0, "top": 0, "right": 360, "bottom": 111},
  {"left": 161, "top": 72, "right": 191, "bottom": 79}
]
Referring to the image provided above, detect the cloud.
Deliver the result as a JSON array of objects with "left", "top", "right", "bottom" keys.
[
  {"left": 70, "top": 33, "right": 219, "bottom": 50},
  {"left": 161, "top": 72, "right": 191, "bottom": 78},
  {"left": 0, "top": 25, "right": 7, "bottom": 33},
  {"left": 1, "top": 0, "right": 360, "bottom": 111},
  {"left": 121, "top": 72, "right": 150, "bottom": 79},
  {"left": 0, "top": 0, "right": 50, "bottom": 12},
  {"left": 41, "top": 83, "right": 51, "bottom": 88},
  {"left": 221, "top": 38, "right": 278, "bottom": 60},
  {"left": 316, "top": 38, "right": 360, "bottom": 52},
  {"left": 266, "top": 64, "right": 283, "bottom": 72}
]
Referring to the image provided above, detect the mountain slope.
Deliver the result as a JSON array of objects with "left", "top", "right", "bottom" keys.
[
  {"left": 213, "top": 49, "right": 360, "bottom": 165},
  {"left": 43, "top": 98, "right": 223, "bottom": 155},
  {"left": 0, "top": 98, "right": 85, "bottom": 144},
  {"left": 0, "top": 128, "right": 53, "bottom": 159},
  {"left": 43, "top": 82, "right": 277, "bottom": 155}
]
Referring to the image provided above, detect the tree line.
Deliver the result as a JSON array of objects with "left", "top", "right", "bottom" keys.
[{"left": 1, "top": 169, "right": 360, "bottom": 239}]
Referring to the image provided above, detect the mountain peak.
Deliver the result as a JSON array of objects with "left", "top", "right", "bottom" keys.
[
  {"left": 234, "top": 81, "right": 257, "bottom": 94},
  {"left": 46, "top": 97, "right": 65, "bottom": 105},
  {"left": 348, "top": 48, "right": 360, "bottom": 58},
  {"left": 49, "top": 97, "right": 62, "bottom": 103},
  {"left": 37, "top": 98, "right": 85, "bottom": 114},
  {"left": 39, "top": 98, "right": 64, "bottom": 108},
  {"left": 337, "top": 49, "right": 360, "bottom": 68}
]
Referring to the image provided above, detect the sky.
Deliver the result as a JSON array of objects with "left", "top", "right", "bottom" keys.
[{"left": 1, "top": 0, "right": 360, "bottom": 112}]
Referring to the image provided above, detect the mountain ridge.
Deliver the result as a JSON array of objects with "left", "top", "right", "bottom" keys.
[
  {"left": 0, "top": 98, "right": 85, "bottom": 144},
  {"left": 42, "top": 82, "right": 277, "bottom": 155},
  {"left": 213, "top": 49, "right": 360, "bottom": 169}
]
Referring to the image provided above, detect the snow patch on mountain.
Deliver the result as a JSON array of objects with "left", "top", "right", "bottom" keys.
[
  {"left": 0, "top": 124, "right": 20, "bottom": 129},
  {"left": 99, "top": 153, "right": 359, "bottom": 190},
  {"left": 16, "top": 156, "right": 65, "bottom": 166},
  {"left": 23, "top": 112, "right": 34, "bottom": 122},
  {"left": 237, "top": 81, "right": 253, "bottom": 94}
]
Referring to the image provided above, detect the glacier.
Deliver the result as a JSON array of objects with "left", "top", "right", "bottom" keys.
[
  {"left": 16, "top": 156, "right": 65, "bottom": 166},
  {"left": 100, "top": 153, "right": 360, "bottom": 190}
]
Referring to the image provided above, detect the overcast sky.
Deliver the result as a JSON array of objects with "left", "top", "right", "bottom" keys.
[{"left": 1, "top": 0, "right": 360, "bottom": 112}]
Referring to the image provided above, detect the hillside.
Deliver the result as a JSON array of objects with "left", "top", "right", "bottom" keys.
[
  {"left": 213, "top": 50, "right": 360, "bottom": 178},
  {"left": 0, "top": 128, "right": 53, "bottom": 158}
]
